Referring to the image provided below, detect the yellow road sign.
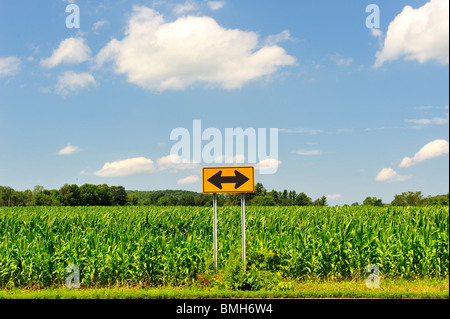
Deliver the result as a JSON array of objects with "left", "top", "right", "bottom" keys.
[{"left": 202, "top": 166, "right": 254, "bottom": 193}]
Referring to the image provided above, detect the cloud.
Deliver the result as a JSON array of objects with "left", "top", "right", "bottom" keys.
[
  {"left": 255, "top": 158, "right": 281, "bottom": 174},
  {"left": 405, "top": 115, "right": 449, "bottom": 125},
  {"left": 330, "top": 53, "right": 353, "bottom": 67},
  {"left": 57, "top": 143, "right": 81, "bottom": 155},
  {"left": 264, "top": 30, "right": 291, "bottom": 46},
  {"left": 90, "top": 153, "right": 200, "bottom": 177},
  {"left": 413, "top": 105, "right": 446, "bottom": 110},
  {"left": 293, "top": 149, "right": 321, "bottom": 156},
  {"left": 365, "top": 126, "right": 405, "bottom": 131},
  {"left": 376, "top": 168, "right": 411, "bottom": 182},
  {"left": 374, "top": 0, "right": 449, "bottom": 68},
  {"left": 173, "top": 0, "right": 198, "bottom": 15},
  {"left": 208, "top": 1, "right": 225, "bottom": 11},
  {"left": 96, "top": 6, "right": 296, "bottom": 91},
  {"left": 93, "top": 20, "right": 108, "bottom": 31},
  {"left": 326, "top": 194, "right": 342, "bottom": 200},
  {"left": 0, "top": 56, "right": 21, "bottom": 77},
  {"left": 55, "top": 71, "right": 97, "bottom": 94},
  {"left": 156, "top": 154, "right": 199, "bottom": 171},
  {"left": 94, "top": 157, "right": 156, "bottom": 177},
  {"left": 399, "top": 139, "right": 449, "bottom": 167},
  {"left": 177, "top": 175, "right": 200, "bottom": 185},
  {"left": 370, "top": 28, "right": 383, "bottom": 38},
  {"left": 40, "top": 37, "right": 91, "bottom": 68}
]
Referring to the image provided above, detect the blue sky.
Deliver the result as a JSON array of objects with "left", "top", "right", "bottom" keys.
[{"left": 0, "top": 0, "right": 448, "bottom": 205}]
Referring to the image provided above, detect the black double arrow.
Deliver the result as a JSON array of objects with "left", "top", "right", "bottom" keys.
[{"left": 207, "top": 170, "right": 250, "bottom": 190}]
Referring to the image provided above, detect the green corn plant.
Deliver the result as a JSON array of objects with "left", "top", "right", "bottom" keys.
[{"left": 0, "top": 205, "right": 448, "bottom": 288}]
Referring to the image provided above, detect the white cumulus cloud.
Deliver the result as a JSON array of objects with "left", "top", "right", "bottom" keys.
[
  {"left": 399, "top": 139, "right": 449, "bottom": 167},
  {"left": 208, "top": 1, "right": 225, "bottom": 11},
  {"left": 96, "top": 6, "right": 296, "bottom": 91},
  {"left": 156, "top": 154, "right": 199, "bottom": 171},
  {"left": 255, "top": 158, "right": 281, "bottom": 174},
  {"left": 40, "top": 37, "right": 91, "bottom": 68},
  {"left": 374, "top": 0, "right": 449, "bottom": 68},
  {"left": 173, "top": 1, "right": 198, "bottom": 15},
  {"left": 376, "top": 168, "right": 411, "bottom": 182},
  {"left": 177, "top": 175, "right": 200, "bottom": 185},
  {"left": 57, "top": 143, "right": 81, "bottom": 155},
  {"left": 326, "top": 194, "right": 342, "bottom": 200},
  {"left": 91, "top": 154, "right": 199, "bottom": 177},
  {"left": 55, "top": 71, "right": 97, "bottom": 94},
  {"left": 0, "top": 56, "right": 21, "bottom": 77},
  {"left": 94, "top": 157, "right": 156, "bottom": 177}
]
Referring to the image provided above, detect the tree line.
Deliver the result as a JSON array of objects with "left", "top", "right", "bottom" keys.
[{"left": 0, "top": 183, "right": 448, "bottom": 207}]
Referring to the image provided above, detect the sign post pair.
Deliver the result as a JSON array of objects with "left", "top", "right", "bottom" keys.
[{"left": 202, "top": 166, "right": 255, "bottom": 271}]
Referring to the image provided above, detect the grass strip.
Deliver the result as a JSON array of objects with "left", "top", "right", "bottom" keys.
[{"left": 1, "top": 278, "right": 447, "bottom": 299}]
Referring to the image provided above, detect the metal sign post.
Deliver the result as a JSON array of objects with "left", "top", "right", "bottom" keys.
[
  {"left": 213, "top": 193, "right": 218, "bottom": 272},
  {"left": 241, "top": 193, "right": 246, "bottom": 270}
]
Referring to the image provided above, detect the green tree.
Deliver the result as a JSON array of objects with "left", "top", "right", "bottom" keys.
[
  {"left": 126, "top": 193, "right": 140, "bottom": 206},
  {"left": 251, "top": 195, "right": 276, "bottom": 206},
  {"left": 223, "top": 193, "right": 241, "bottom": 206},
  {"left": 288, "top": 190, "right": 297, "bottom": 202},
  {"left": 269, "top": 190, "right": 280, "bottom": 205},
  {"left": 178, "top": 194, "right": 195, "bottom": 206},
  {"left": 32, "top": 185, "right": 44, "bottom": 197},
  {"left": 294, "top": 192, "right": 312, "bottom": 206},
  {"left": 97, "top": 184, "right": 112, "bottom": 206},
  {"left": 31, "top": 189, "right": 60, "bottom": 206},
  {"left": 148, "top": 191, "right": 165, "bottom": 205},
  {"left": 167, "top": 195, "right": 178, "bottom": 206},
  {"left": 280, "top": 198, "right": 293, "bottom": 206},
  {"left": 109, "top": 186, "right": 127, "bottom": 206},
  {"left": 194, "top": 193, "right": 212, "bottom": 206},
  {"left": 59, "top": 184, "right": 81, "bottom": 206},
  {"left": 424, "top": 194, "right": 449, "bottom": 206},
  {"left": 79, "top": 184, "right": 101, "bottom": 206},
  {"left": 254, "top": 183, "right": 267, "bottom": 197},
  {"left": 157, "top": 196, "right": 170, "bottom": 206},
  {"left": 363, "top": 196, "right": 383, "bottom": 206},
  {"left": 314, "top": 195, "right": 327, "bottom": 207},
  {"left": 0, "top": 186, "right": 13, "bottom": 206},
  {"left": 391, "top": 191, "right": 424, "bottom": 206}
]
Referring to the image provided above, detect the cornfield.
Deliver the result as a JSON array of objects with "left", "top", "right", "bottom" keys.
[{"left": 0, "top": 206, "right": 448, "bottom": 288}]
